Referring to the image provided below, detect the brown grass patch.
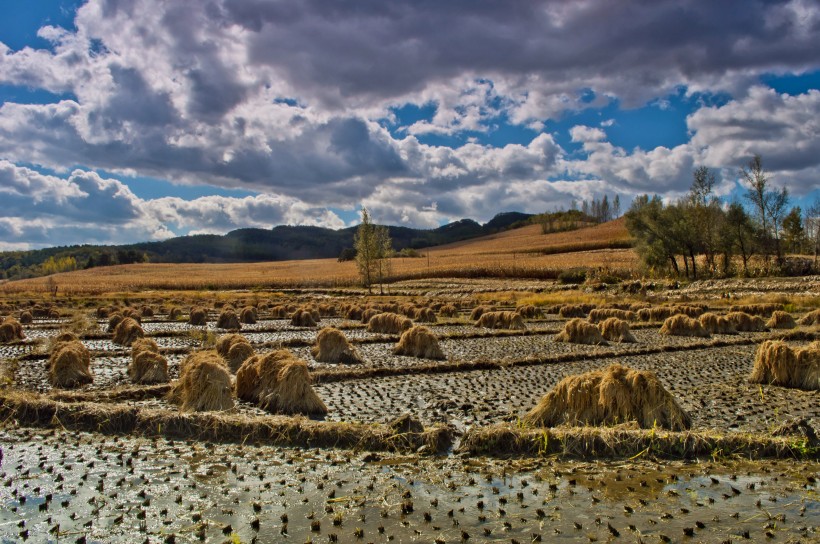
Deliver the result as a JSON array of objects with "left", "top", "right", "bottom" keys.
[
  {"left": 698, "top": 313, "right": 738, "bottom": 335},
  {"left": 659, "top": 314, "right": 710, "bottom": 338},
  {"left": 367, "top": 312, "right": 413, "bottom": 334},
  {"left": 749, "top": 340, "right": 820, "bottom": 391},
  {"left": 112, "top": 317, "right": 145, "bottom": 346},
  {"left": 554, "top": 318, "right": 606, "bottom": 345},
  {"left": 311, "top": 327, "right": 363, "bottom": 364},
  {"left": 476, "top": 311, "right": 526, "bottom": 331},
  {"left": 48, "top": 340, "right": 93, "bottom": 388},
  {"left": 522, "top": 364, "right": 691, "bottom": 431},
  {"left": 766, "top": 311, "right": 796, "bottom": 330},
  {"left": 599, "top": 317, "right": 636, "bottom": 343},
  {"left": 216, "top": 333, "right": 255, "bottom": 372},
  {"left": 171, "top": 351, "right": 234, "bottom": 412},
  {"left": 393, "top": 326, "right": 446, "bottom": 360}
]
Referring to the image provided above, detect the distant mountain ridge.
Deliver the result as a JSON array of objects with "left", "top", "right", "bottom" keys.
[{"left": 0, "top": 212, "right": 533, "bottom": 280}]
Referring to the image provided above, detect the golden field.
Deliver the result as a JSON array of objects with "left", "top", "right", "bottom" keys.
[{"left": 0, "top": 219, "right": 636, "bottom": 294}]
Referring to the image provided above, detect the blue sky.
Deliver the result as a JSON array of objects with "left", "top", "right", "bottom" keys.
[{"left": 0, "top": 0, "right": 819, "bottom": 249}]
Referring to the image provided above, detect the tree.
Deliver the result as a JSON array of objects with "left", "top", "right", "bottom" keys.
[
  {"left": 625, "top": 195, "right": 683, "bottom": 275},
  {"left": 741, "top": 155, "right": 789, "bottom": 264},
  {"left": 806, "top": 198, "right": 820, "bottom": 267},
  {"left": 612, "top": 195, "right": 621, "bottom": 219},
  {"left": 725, "top": 202, "right": 756, "bottom": 276},
  {"left": 353, "top": 208, "right": 392, "bottom": 294},
  {"left": 782, "top": 207, "right": 805, "bottom": 254}
]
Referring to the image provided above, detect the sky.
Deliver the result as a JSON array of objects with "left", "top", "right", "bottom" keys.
[{"left": 0, "top": 0, "right": 819, "bottom": 250}]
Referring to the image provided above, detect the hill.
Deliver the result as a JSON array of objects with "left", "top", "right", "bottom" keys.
[
  {"left": 0, "top": 211, "right": 532, "bottom": 280},
  {"left": 0, "top": 218, "right": 636, "bottom": 294}
]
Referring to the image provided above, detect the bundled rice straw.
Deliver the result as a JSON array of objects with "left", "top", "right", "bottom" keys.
[
  {"left": 515, "top": 304, "right": 542, "bottom": 319},
  {"left": 216, "top": 333, "right": 255, "bottom": 372},
  {"left": 476, "top": 311, "right": 526, "bottom": 331},
  {"left": 698, "top": 313, "right": 738, "bottom": 335},
  {"left": 236, "top": 350, "right": 327, "bottom": 414},
  {"left": 171, "top": 351, "right": 234, "bottom": 412},
  {"left": 107, "top": 312, "right": 124, "bottom": 332},
  {"left": 360, "top": 308, "right": 381, "bottom": 324},
  {"left": 749, "top": 340, "right": 819, "bottom": 391},
  {"left": 291, "top": 309, "right": 318, "bottom": 328},
  {"left": 414, "top": 307, "right": 438, "bottom": 323},
  {"left": 367, "top": 312, "right": 413, "bottom": 334},
  {"left": 393, "top": 326, "right": 446, "bottom": 360},
  {"left": 730, "top": 303, "right": 784, "bottom": 316},
  {"left": 18, "top": 311, "right": 33, "bottom": 324},
  {"left": 766, "top": 311, "right": 797, "bottom": 330},
  {"left": 588, "top": 309, "right": 636, "bottom": 323},
  {"left": 523, "top": 364, "right": 691, "bottom": 431},
  {"left": 726, "top": 311, "right": 768, "bottom": 332},
  {"left": 128, "top": 345, "right": 169, "bottom": 385},
  {"left": 0, "top": 317, "right": 25, "bottom": 343},
  {"left": 599, "top": 317, "right": 636, "bottom": 343},
  {"left": 554, "top": 318, "right": 606, "bottom": 345},
  {"left": 659, "top": 314, "right": 710, "bottom": 338},
  {"left": 113, "top": 317, "right": 145, "bottom": 346},
  {"left": 48, "top": 340, "right": 93, "bottom": 388},
  {"left": 470, "top": 305, "right": 495, "bottom": 320},
  {"left": 439, "top": 304, "right": 459, "bottom": 318},
  {"left": 311, "top": 327, "right": 364, "bottom": 364},
  {"left": 240, "top": 306, "right": 258, "bottom": 324},
  {"left": 188, "top": 307, "right": 208, "bottom": 326},
  {"left": 799, "top": 309, "right": 820, "bottom": 326},
  {"left": 559, "top": 304, "right": 595, "bottom": 318},
  {"left": 216, "top": 309, "right": 241, "bottom": 330}
]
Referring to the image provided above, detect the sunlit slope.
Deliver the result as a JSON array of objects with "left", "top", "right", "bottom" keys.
[{"left": 1, "top": 219, "right": 636, "bottom": 293}]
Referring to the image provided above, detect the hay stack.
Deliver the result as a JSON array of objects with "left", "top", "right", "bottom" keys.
[
  {"left": 140, "top": 305, "right": 154, "bottom": 318},
  {"left": 18, "top": 311, "right": 33, "bottom": 324},
  {"left": 637, "top": 307, "right": 674, "bottom": 323},
  {"left": 216, "top": 309, "right": 241, "bottom": 330},
  {"left": 559, "top": 304, "right": 596, "bottom": 319},
  {"left": 290, "top": 309, "right": 318, "bottom": 328},
  {"left": 726, "top": 311, "right": 768, "bottom": 332},
  {"left": 96, "top": 306, "right": 112, "bottom": 319},
  {"left": 128, "top": 338, "right": 168, "bottom": 384},
  {"left": 311, "top": 327, "right": 363, "bottom": 364},
  {"left": 588, "top": 309, "right": 636, "bottom": 323},
  {"left": 470, "top": 305, "right": 495, "bottom": 320},
  {"left": 599, "top": 317, "right": 636, "bottom": 343},
  {"left": 766, "top": 311, "right": 796, "bottom": 330},
  {"left": 236, "top": 350, "right": 327, "bottom": 414},
  {"left": 48, "top": 340, "right": 93, "bottom": 388},
  {"left": 188, "top": 307, "right": 208, "bottom": 326},
  {"left": 414, "top": 307, "right": 438, "bottom": 323},
  {"left": 439, "top": 304, "right": 458, "bottom": 318},
  {"left": 393, "top": 326, "right": 445, "bottom": 359},
  {"left": 0, "top": 317, "right": 25, "bottom": 343},
  {"left": 345, "top": 305, "right": 364, "bottom": 320},
  {"left": 515, "top": 304, "right": 542, "bottom": 319},
  {"left": 554, "top": 318, "right": 607, "bottom": 345},
  {"left": 167, "top": 306, "right": 182, "bottom": 320},
  {"left": 122, "top": 308, "right": 142, "bottom": 322},
  {"left": 270, "top": 305, "right": 289, "bottom": 318},
  {"left": 360, "top": 308, "right": 381, "bottom": 324},
  {"left": 216, "top": 333, "right": 255, "bottom": 372},
  {"left": 172, "top": 351, "right": 234, "bottom": 412},
  {"left": 107, "top": 312, "right": 124, "bottom": 332},
  {"left": 659, "top": 314, "right": 710, "bottom": 338},
  {"left": 749, "top": 341, "right": 820, "bottom": 391},
  {"left": 698, "top": 313, "right": 738, "bottom": 335},
  {"left": 112, "top": 317, "right": 145, "bottom": 346},
  {"left": 367, "top": 312, "right": 413, "bottom": 334},
  {"left": 799, "top": 309, "right": 820, "bottom": 326},
  {"left": 476, "top": 311, "right": 526, "bottom": 331},
  {"left": 240, "top": 306, "right": 258, "bottom": 324},
  {"left": 522, "top": 364, "right": 691, "bottom": 431}
]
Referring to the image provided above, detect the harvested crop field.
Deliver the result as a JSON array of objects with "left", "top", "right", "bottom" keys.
[{"left": 1, "top": 277, "right": 819, "bottom": 542}]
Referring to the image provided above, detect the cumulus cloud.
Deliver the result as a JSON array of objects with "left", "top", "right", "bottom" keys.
[{"left": 0, "top": 0, "right": 818, "bottom": 246}]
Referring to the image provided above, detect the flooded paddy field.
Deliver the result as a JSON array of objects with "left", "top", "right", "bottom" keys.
[{"left": 1, "top": 427, "right": 817, "bottom": 544}]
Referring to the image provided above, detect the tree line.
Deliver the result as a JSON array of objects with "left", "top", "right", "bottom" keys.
[{"left": 626, "top": 155, "right": 819, "bottom": 278}]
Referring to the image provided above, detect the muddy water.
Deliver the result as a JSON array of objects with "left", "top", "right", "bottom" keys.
[{"left": 1, "top": 427, "right": 817, "bottom": 543}]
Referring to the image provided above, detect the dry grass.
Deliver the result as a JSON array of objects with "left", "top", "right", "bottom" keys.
[
  {"left": 476, "top": 311, "right": 526, "bottom": 330},
  {"left": 726, "top": 311, "right": 768, "bottom": 332},
  {"left": 659, "top": 314, "right": 710, "bottom": 338},
  {"left": 393, "top": 326, "right": 446, "bottom": 360},
  {"left": 236, "top": 350, "right": 327, "bottom": 415},
  {"left": 414, "top": 307, "right": 438, "bottom": 323},
  {"left": 290, "top": 309, "right": 318, "bottom": 328},
  {"left": 215, "top": 333, "right": 255, "bottom": 372},
  {"left": 0, "top": 317, "right": 25, "bottom": 343},
  {"left": 311, "top": 327, "right": 363, "bottom": 364},
  {"left": 555, "top": 318, "right": 606, "bottom": 345},
  {"left": 189, "top": 306, "right": 208, "bottom": 325},
  {"left": 558, "top": 304, "right": 592, "bottom": 318},
  {"left": 171, "top": 351, "right": 234, "bottom": 412},
  {"left": 240, "top": 306, "right": 258, "bottom": 324},
  {"left": 439, "top": 304, "right": 459, "bottom": 317},
  {"left": 48, "top": 340, "right": 93, "bottom": 388},
  {"left": 522, "top": 364, "right": 691, "bottom": 431},
  {"left": 515, "top": 304, "right": 542, "bottom": 319},
  {"left": 129, "top": 351, "right": 169, "bottom": 385},
  {"left": 599, "top": 317, "right": 636, "bottom": 343},
  {"left": 18, "top": 311, "right": 33, "bottom": 324},
  {"left": 749, "top": 340, "right": 819, "bottom": 391},
  {"left": 367, "top": 312, "right": 412, "bottom": 334},
  {"left": 729, "top": 303, "right": 784, "bottom": 316},
  {"left": 800, "top": 309, "right": 820, "bottom": 326},
  {"left": 588, "top": 308, "right": 635, "bottom": 323},
  {"left": 112, "top": 317, "right": 144, "bottom": 346},
  {"left": 470, "top": 305, "right": 495, "bottom": 320},
  {"left": 216, "top": 309, "right": 241, "bottom": 330},
  {"left": 698, "top": 313, "right": 738, "bottom": 335}
]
